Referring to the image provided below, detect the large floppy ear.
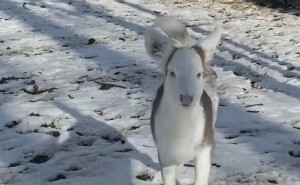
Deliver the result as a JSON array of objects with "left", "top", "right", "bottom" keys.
[
  {"left": 144, "top": 27, "right": 174, "bottom": 64},
  {"left": 193, "top": 26, "right": 223, "bottom": 64}
]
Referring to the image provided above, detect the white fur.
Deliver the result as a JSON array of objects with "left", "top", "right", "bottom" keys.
[
  {"left": 162, "top": 165, "right": 177, "bottom": 185},
  {"left": 194, "top": 146, "right": 212, "bottom": 185},
  {"left": 165, "top": 48, "right": 205, "bottom": 106},
  {"left": 194, "top": 26, "right": 223, "bottom": 62},
  {"left": 155, "top": 94, "right": 206, "bottom": 166},
  {"left": 145, "top": 16, "right": 222, "bottom": 185}
]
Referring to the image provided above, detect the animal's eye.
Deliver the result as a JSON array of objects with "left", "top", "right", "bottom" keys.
[
  {"left": 169, "top": 71, "right": 176, "bottom": 77},
  {"left": 197, "top": 73, "right": 201, "bottom": 78}
]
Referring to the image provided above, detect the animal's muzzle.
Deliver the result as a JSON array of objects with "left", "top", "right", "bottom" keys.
[{"left": 180, "top": 95, "right": 193, "bottom": 107}]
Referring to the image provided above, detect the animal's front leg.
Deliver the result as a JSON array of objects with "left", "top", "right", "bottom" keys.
[
  {"left": 194, "top": 146, "right": 212, "bottom": 185},
  {"left": 162, "top": 165, "right": 177, "bottom": 185}
]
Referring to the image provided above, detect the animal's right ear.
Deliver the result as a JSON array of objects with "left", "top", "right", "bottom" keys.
[
  {"left": 194, "top": 26, "right": 223, "bottom": 64},
  {"left": 144, "top": 27, "right": 174, "bottom": 63}
]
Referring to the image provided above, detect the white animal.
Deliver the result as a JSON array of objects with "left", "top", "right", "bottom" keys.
[{"left": 144, "top": 16, "right": 222, "bottom": 185}]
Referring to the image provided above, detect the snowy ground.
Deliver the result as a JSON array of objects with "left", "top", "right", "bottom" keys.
[{"left": 0, "top": 0, "right": 300, "bottom": 184}]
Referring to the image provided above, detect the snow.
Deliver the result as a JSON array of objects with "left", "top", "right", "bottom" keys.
[{"left": 0, "top": 0, "right": 300, "bottom": 184}]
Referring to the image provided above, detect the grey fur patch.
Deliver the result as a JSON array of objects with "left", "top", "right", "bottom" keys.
[
  {"left": 164, "top": 48, "right": 179, "bottom": 75},
  {"left": 150, "top": 84, "right": 164, "bottom": 143},
  {"left": 192, "top": 45, "right": 218, "bottom": 78},
  {"left": 193, "top": 44, "right": 219, "bottom": 128},
  {"left": 200, "top": 90, "right": 215, "bottom": 147}
]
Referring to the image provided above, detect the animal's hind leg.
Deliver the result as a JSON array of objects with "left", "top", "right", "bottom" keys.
[
  {"left": 162, "top": 165, "right": 177, "bottom": 185},
  {"left": 194, "top": 146, "right": 212, "bottom": 185}
]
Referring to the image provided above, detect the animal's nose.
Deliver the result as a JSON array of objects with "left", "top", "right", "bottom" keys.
[{"left": 180, "top": 94, "right": 193, "bottom": 107}]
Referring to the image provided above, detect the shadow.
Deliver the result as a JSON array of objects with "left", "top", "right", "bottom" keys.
[
  {"left": 212, "top": 98, "right": 300, "bottom": 182},
  {"left": 215, "top": 55, "right": 300, "bottom": 99},
  {"left": 46, "top": 101, "right": 157, "bottom": 184},
  {"left": 113, "top": 0, "right": 300, "bottom": 100},
  {"left": 0, "top": 0, "right": 159, "bottom": 94},
  {"left": 222, "top": 35, "right": 300, "bottom": 73},
  {"left": 190, "top": 26, "right": 300, "bottom": 100},
  {"left": 0, "top": 101, "right": 158, "bottom": 184},
  {"left": 0, "top": 59, "right": 26, "bottom": 105},
  {"left": 115, "top": 0, "right": 157, "bottom": 15},
  {"left": 30, "top": 0, "right": 300, "bottom": 103},
  {"left": 46, "top": 0, "right": 147, "bottom": 35},
  {"left": 108, "top": 0, "right": 300, "bottom": 181},
  {"left": 0, "top": 1, "right": 159, "bottom": 184},
  {"left": 219, "top": 0, "right": 300, "bottom": 16},
  {"left": 0, "top": 0, "right": 299, "bottom": 183},
  {"left": 116, "top": 0, "right": 299, "bottom": 70},
  {"left": 244, "top": 0, "right": 300, "bottom": 9}
]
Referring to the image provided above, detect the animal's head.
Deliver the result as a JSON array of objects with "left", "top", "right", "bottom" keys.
[{"left": 144, "top": 16, "right": 222, "bottom": 108}]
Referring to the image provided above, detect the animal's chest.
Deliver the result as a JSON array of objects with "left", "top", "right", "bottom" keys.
[{"left": 154, "top": 105, "right": 205, "bottom": 165}]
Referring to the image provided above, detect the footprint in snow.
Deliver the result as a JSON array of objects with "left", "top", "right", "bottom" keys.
[
  {"left": 77, "top": 138, "right": 96, "bottom": 147},
  {"left": 136, "top": 172, "right": 154, "bottom": 182},
  {"left": 29, "top": 154, "right": 51, "bottom": 164},
  {"left": 8, "top": 162, "right": 21, "bottom": 167},
  {"left": 225, "top": 129, "right": 259, "bottom": 140},
  {"left": 48, "top": 174, "right": 66, "bottom": 182},
  {"left": 292, "top": 140, "right": 300, "bottom": 145},
  {"left": 65, "top": 166, "right": 81, "bottom": 172},
  {"left": 289, "top": 151, "right": 300, "bottom": 158},
  {"left": 225, "top": 135, "right": 239, "bottom": 140},
  {"left": 283, "top": 71, "right": 299, "bottom": 78},
  {"left": 5, "top": 120, "right": 21, "bottom": 128}
]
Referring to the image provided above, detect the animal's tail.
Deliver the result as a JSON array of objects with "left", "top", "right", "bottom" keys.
[{"left": 153, "top": 16, "right": 190, "bottom": 47}]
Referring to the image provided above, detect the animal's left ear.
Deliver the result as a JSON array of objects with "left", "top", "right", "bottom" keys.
[{"left": 193, "top": 26, "right": 223, "bottom": 64}]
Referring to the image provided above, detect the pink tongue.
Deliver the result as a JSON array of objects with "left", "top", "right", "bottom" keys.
[{"left": 181, "top": 96, "right": 191, "bottom": 105}]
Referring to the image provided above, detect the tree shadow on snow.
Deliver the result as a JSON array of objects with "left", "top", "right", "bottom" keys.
[
  {"left": 244, "top": 0, "right": 300, "bottom": 9},
  {"left": 0, "top": 1, "right": 159, "bottom": 184},
  {"left": 113, "top": 0, "right": 300, "bottom": 100},
  {"left": 0, "top": 0, "right": 299, "bottom": 184},
  {"left": 47, "top": 101, "right": 158, "bottom": 185},
  {"left": 222, "top": 0, "right": 300, "bottom": 17},
  {"left": 85, "top": 0, "right": 300, "bottom": 180},
  {"left": 213, "top": 99, "right": 300, "bottom": 182},
  {"left": 0, "top": 0, "right": 159, "bottom": 94}
]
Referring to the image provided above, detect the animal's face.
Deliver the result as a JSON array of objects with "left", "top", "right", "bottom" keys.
[
  {"left": 144, "top": 16, "right": 222, "bottom": 108},
  {"left": 164, "top": 48, "right": 204, "bottom": 108}
]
